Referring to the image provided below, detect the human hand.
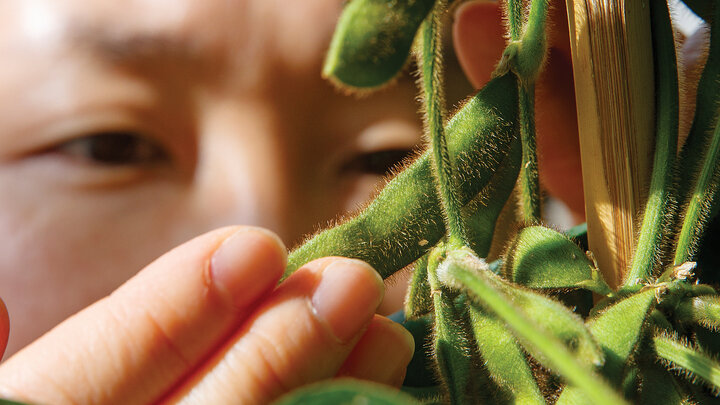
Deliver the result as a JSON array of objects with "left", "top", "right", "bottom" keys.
[{"left": 0, "top": 227, "right": 414, "bottom": 404}]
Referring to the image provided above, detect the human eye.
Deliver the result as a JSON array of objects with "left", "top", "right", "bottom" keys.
[
  {"left": 341, "top": 119, "right": 422, "bottom": 177},
  {"left": 54, "top": 131, "right": 169, "bottom": 167},
  {"left": 340, "top": 147, "right": 417, "bottom": 176}
]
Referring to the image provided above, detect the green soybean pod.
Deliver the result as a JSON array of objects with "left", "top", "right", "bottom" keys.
[
  {"left": 285, "top": 74, "right": 519, "bottom": 280},
  {"left": 503, "top": 225, "right": 594, "bottom": 289},
  {"left": 426, "top": 247, "right": 474, "bottom": 403},
  {"left": 674, "top": 295, "right": 720, "bottom": 331},
  {"left": 467, "top": 305, "right": 544, "bottom": 404},
  {"left": 557, "top": 288, "right": 659, "bottom": 404},
  {"left": 405, "top": 253, "right": 433, "bottom": 320},
  {"left": 323, "top": 0, "right": 435, "bottom": 90},
  {"left": 461, "top": 133, "right": 521, "bottom": 258}
]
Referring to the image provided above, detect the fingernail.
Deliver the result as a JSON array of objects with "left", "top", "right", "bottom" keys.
[
  {"left": 311, "top": 259, "right": 384, "bottom": 342},
  {"left": 211, "top": 228, "right": 286, "bottom": 309}
]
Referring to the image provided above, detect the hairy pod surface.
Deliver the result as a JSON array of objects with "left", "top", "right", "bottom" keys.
[
  {"left": 462, "top": 135, "right": 521, "bottom": 258},
  {"left": 467, "top": 305, "right": 544, "bottom": 404},
  {"left": 504, "top": 225, "right": 594, "bottom": 289},
  {"left": 285, "top": 74, "right": 519, "bottom": 280},
  {"left": 405, "top": 254, "right": 433, "bottom": 319},
  {"left": 323, "top": 0, "right": 435, "bottom": 90}
]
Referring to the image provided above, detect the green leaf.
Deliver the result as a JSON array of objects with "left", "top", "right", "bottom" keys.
[
  {"left": 274, "top": 379, "right": 420, "bottom": 404},
  {"left": 323, "top": 0, "right": 435, "bottom": 90},
  {"left": 505, "top": 225, "right": 593, "bottom": 289},
  {"left": 654, "top": 334, "right": 720, "bottom": 394},
  {"left": 467, "top": 305, "right": 545, "bottom": 404}
]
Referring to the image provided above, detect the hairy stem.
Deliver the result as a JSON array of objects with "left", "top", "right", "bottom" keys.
[
  {"left": 502, "top": 0, "right": 549, "bottom": 223},
  {"left": 674, "top": 116, "right": 720, "bottom": 264},
  {"left": 625, "top": 0, "right": 678, "bottom": 285},
  {"left": 519, "top": 85, "right": 541, "bottom": 222},
  {"left": 419, "top": 0, "right": 465, "bottom": 246}
]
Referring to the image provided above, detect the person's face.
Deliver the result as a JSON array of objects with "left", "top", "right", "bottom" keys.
[{"left": 0, "top": 0, "right": 424, "bottom": 355}]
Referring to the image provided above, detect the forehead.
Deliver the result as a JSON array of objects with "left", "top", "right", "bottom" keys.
[{"left": 0, "top": 0, "right": 344, "bottom": 74}]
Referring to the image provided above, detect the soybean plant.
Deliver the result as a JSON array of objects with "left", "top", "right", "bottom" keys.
[{"left": 276, "top": 0, "right": 720, "bottom": 404}]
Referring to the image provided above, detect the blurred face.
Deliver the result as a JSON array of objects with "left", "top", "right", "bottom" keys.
[{"left": 0, "top": 0, "right": 423, "bottom": 354}]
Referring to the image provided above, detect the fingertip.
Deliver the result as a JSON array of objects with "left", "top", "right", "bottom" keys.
[
  {"left": 337, "top": 315, "right": 415, "bottom": 387},
  {"left": 452, "top": 0, "right": 506, "bottom": 89},
  {"left": 311, "top": 258, "right": 385, "bottom": 342},
  {"left": 210, "top": 227, "right": 287, "bottom": 310}
]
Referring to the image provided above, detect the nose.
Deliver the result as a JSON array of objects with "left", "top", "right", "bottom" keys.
[{"left": 190, "top": 100, "right": 292, "bottom": 241}]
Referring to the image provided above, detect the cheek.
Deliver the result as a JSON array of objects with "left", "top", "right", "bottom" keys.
[{"left": 0, "top": 173, "right": 195, "bottom": 353}]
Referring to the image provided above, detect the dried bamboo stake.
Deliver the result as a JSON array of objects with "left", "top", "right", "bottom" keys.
[{"left": 565, "top": 0, "right": 655, "bottom": 288}]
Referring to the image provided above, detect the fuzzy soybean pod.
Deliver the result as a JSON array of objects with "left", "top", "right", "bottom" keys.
[
  {"left": 653, "top": 333, "right": 720, "bottom": 394},
  {"left": 467, "top": 305, "right": 544, "bottom": 404},
  {"left": 405, "top": 253, "right": 433, "bottom": 320},
  {"left": 426, "top": 247, "right": 475, "bottom": 403},
  {"left": 461, "top": 133, "right": 521, "bottom": 258},
  {"left": 674, "top": 295, "right": 720, "bottom": 331},
  {"left": 556, "top": 288, "right": 659, "bottom": 404},
  {"left": 285, "top": 74, "right": 519, "bottom": 280},
  {"left": 503, "top": 225, "right": 594, "bottom": 289},
  {"left": 322, "top": 0, "right": 435, "bottom": 90}
]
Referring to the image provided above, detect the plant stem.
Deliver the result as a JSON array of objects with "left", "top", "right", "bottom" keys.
[
  {"left": 519, "top": 85, "right": 541, "bottom": 222},
  {"left": 418, "top": 0, "right": 465, "bottom": 247},
  {"left": 441, "top": 256, "right": 626, "bottom": 405},
  {"left": 674, "top": 117, "right": 720, "bottom": 265},
  {"left": 625, "top": 0, "right": 678, "bottom": 285},
  {"left": 502, "top": 0, "right": 549, "bottom": 223}
]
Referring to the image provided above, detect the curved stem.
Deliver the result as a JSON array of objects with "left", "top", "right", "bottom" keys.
[
  {"left": 625, "top": 0, "right": 678, "bottom": 285},
  {"left": 418, "top": 0, "right": 465, "bottom": 246}
]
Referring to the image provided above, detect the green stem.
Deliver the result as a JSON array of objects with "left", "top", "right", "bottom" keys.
[
  {"left": 502, "top": 0, "right": 549, "bottom": 223},
  {"left": 419, "top": 0, "right": 464, "bottom": 247},
  {"left": 441, "top": 253, "right": 627, "bottom": 405},
  {"left": 674, "top": 117, "right": 720, "bottom": 264},
  {"left": 654, "top": 335, "right": 720, "bottom": 391},
  {"left": 519, "top": 85, "right": 541, "bottom": 222},
  {"left": 625, "top": 0, "right": 678, "bottom": 285}
]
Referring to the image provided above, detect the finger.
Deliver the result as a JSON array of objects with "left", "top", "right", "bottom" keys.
[
  {"left": 0, "top": 226, "right": 286, "bottom": 405},
  {"left": 164, "top": 257, "right": 385, "bottom": 404},
  {"left": 452, "top": 0, "right": 506, "bottom": 89},
  {"left": 337, "top": 314, "right": 415, "bottom": 387},
  {"left": 0, "top": 298, "right": 8, "bottom": 360}
]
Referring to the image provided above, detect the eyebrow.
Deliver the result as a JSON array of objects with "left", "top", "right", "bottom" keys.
[{"left": 70, "top": 25, "right": 199, "bottom": 65}]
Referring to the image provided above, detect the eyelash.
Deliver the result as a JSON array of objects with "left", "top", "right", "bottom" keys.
[{"left": 55, "top": 131, "right": 169, "bottom": 167}]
